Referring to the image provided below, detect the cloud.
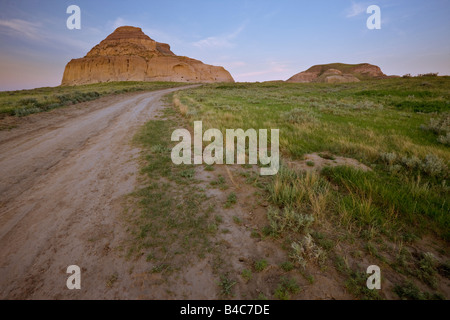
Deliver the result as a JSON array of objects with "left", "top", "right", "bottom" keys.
[
  {"left": 346, "top": 2, "right": 367, "bottom": 18},
  {"left": 112, "top": 17, "right": 128, "bottom": 30},
  {"left": 235, "top": 61, "right": 290, "bottom": 81},
  {"left": 192, "top": 25, "right": 245, "bottom": 49},
  {"left": 0, "top": 19, "right": 43, "bottom": 40},
  {"left": 0, "top": 18, "right": 91, "bottom": 52}
]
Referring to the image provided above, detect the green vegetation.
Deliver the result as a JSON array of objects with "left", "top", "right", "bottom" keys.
[
  {"left": 218, "top": 274, "right": 236, "bottom": 297},
  {"left": 280, "top": 261, "right": 295, "bottom": 272},
  {"left": 224, "top": 192, "right": 237, "bottom": 208},
  {"left": 254, "top": 259, "right": 269, "bottom": 272},
  {"left": 0, "top": 81, "right": 185, "bottom": 117},
  {"left": 126, "top": 109, "right": 219, "bottom": 269},
  {"left": 274, "top": 276, "right": 301, "bottom": 300},
  {"left": 394, "top": 281, "right": 444, "bottom": 300},
  {"left": 241, "top": 269, "right": 253, "bottom": 283},
  {"left": 176, "top": 78, "right": 449, "bottom": 240},
  {"left": 175, "top": 77, "right": 449, "bottom": 299},
  {"left": 335, "top": 256, "right": 382, "bottom": 300}
]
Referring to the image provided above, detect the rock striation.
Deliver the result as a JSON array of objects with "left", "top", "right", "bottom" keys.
[
  {"left": 287, "top": 63, "right": 386, "bottom": 83},
  {"left": 61, "top": 26, "right": 234, "bottom": 85}
]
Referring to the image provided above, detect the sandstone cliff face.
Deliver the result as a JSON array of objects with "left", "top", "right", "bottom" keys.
[
  {"left": 287, "top": 63, "right": 385, "bottom": 83},
  {"left": 61, "top": 26, "right": 234, "bottom": 85}
]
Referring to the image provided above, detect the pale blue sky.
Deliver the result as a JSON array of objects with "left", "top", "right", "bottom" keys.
[{"left": 0, "top": 0, "right": 449, "bottom": 90}]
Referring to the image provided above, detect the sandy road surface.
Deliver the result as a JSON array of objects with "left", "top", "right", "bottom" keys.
[{"left": 0, "top": 87, "right": 193, "bottom": 299}]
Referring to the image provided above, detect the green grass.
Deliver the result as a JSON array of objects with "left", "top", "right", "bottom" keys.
[
  {"left": 174, "top": 78, "right": 449, "bottom": 299},
  {"left": 254, "top": 259, "right": 268, "bottom": 272},
  {"left": 224, "top": 192, "right": 237, "bottom": 208},
  {"left": 274, "top": 276, "right": 301, "bottom": 300},
  {"left": 175, "top": 78, "right": 449, "bottom": 241},
  {"left": 218, "top": 274, "right": 236, "bottom": 297},
  {"left": 241, "top": 269, "right": 253, "bottom": 283},
  {"left": 0, "top": 81, "right": 186, "bottom": 117},
  {"left": 394, "top": 281, "right": 444, "bottom": 300},
  {"left": 335, "top": 256, "right": 382, "bottom": 300},
  {"left": 126, "top": 114, "right": 217, "bottom": 265},
  {"left": 280, "top": 261, "right": 295, "bottom": 272}
]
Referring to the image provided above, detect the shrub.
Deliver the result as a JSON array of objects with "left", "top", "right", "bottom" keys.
[
  {"left": 290, "top": 234, "right": 326, "bottom": 268},
  {"left": 267, "top": 206, "right": 314, "bottom": 235},
  {"left": 14, "top": 107, "right": 42, "bottom": 117},
  {"left": 437, "top": 133, "right": 450, "bottom": 146},
  {"left": 418, "top": 73, "right": 438, "bottom": 77},
  {"left": 421, "top": 113, "right": 450, "bottom": 145},
  {"left": 401, "top": 156, "right": 422, "bottom": 170},
  {"left": 421, "top": 154, "right": 447, "bottom": 177},
  {"left": 380, "top": 152, "right": 397, "bottom": 165}
]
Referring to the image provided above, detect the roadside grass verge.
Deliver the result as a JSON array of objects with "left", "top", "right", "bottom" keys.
[
  {"left": 0, "top": 81, "right": 186, "bottom": 118},
  {"left": 125, "top": 111, "right": 217, "bottom": 268}
]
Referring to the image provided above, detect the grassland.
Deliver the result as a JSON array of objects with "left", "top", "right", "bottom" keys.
[
  {"left": 170, "top": 77, "right": 449, "bottom": 299},
  {"left": 0, "top": 81, "right": 186, "bottom": 118},
  {"left": 6, "top": 77, "right": 447, "bottom": 299}
]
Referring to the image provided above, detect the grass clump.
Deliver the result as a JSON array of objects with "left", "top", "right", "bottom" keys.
[
  {"left": 218, "top": 274, "right": 236, "bottom": 297},
  {"left": 224, "top": 192, "right": 237, "bottom": 208},
  {"left": 280, "top": 261, "right": 295, "bottom": 272},
  {"left": 254, "top": 259, "right": 268, "bottom": 272},
  {"left": 274, "top": 276, "right": 300, "bottom": 300},
  {"left": 241, "top": 269, "right": 253, "bottom": 283},
  {"left": 394, "top": 281, "right": 444, "bottom": 300}
]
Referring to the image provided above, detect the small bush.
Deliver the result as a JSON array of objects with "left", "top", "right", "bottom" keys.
[
  {"left": 14, "top": 107, "right": 42, "bottom": 117},
  {"left": 421, "top": 154, "right": 447, "bottom": 177},
  {"left": 290, "top": 234, "right": 326, "bottom": 268},
  {"left": 418, "top": 73, "right": 438, "bottom": 77},
  {"left": 421, "top": 113, "right": 450, "bottom": 145},
  {"left": 267, "top": 206, "right": 314, "bottom": 236},
  {"left": 380, "top": 152, "right": 397, "bottom": 165},
  {"left": 401, "top": 156, "right": 422, "bottom": 170}
]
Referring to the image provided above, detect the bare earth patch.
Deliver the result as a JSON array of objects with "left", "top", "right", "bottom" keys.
[{"left": 288, "top": 152, "right": 371, "bottom": 172}]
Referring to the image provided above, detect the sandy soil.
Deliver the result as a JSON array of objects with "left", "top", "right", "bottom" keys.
[{"left": 0, "top": 87, "right": 195, "bottom": 299}]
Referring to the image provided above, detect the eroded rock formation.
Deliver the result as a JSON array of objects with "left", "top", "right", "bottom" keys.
[
  {"left": 61, "top": 26, "right": 234, "bottom": 85},
  {"left": 287, "top": 63, "right": 386, "bottom": 83}
]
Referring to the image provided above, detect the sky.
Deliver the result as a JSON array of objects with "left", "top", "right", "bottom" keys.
[{"left": 0, "top": 0, "right": 449, "bottom": 91}]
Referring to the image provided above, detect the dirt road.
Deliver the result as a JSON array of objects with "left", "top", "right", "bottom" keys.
[{"left": 0, "top": 87, "right": 192, "bottom": 299}]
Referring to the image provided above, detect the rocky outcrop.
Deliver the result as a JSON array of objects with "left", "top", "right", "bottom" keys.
[
  {"left": 61, "top": 26, "right": 234, "bottom": 85},
  {"left": 287, "top": 63, "right": 386, "bottom": 83}
]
